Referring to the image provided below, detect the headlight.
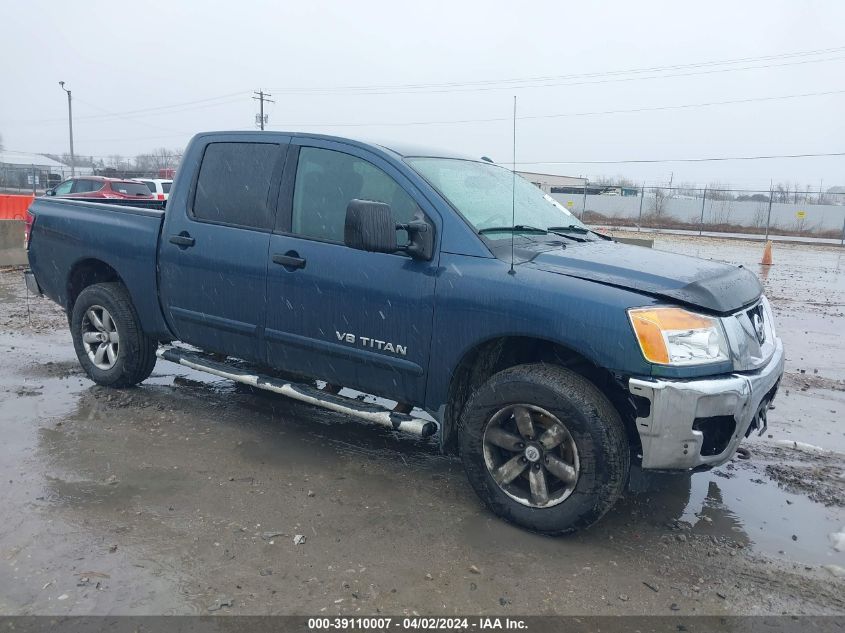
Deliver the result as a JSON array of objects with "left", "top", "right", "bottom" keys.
[{"left": 628, "top": 306, "right": 729, "bottom": 366}]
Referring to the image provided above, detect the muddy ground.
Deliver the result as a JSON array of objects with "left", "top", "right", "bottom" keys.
[{"left": 0, "top": 234, "right": 843, "bottom": 616}]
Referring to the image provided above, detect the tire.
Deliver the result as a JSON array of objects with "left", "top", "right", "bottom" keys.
[
  {"left": 70, "top": 282, "right": 157, "bottom": 387},
  {"left": 459, "top": 363, "right": 629, "bottom": 534}
]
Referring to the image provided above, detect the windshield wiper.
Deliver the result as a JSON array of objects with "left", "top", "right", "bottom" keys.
[
  {"left": 478, "top": 225, "right": 549, "bottom": 235},
  {"left": 547, "top": 224, "right": 590, "bottom": 233},
  {"left": 545, "top": 224, "right": 593, "bottom": 242}
]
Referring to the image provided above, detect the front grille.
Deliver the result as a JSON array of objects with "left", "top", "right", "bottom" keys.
[{"left": 745, "top": 303, "right": 767, "bottom": 345}]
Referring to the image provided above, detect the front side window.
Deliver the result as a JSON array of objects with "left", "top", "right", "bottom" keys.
[
  {"left": 193, "top": 142, "right": 280, "bottom": 229},
  {"left": 292, "top": 147, "right": 419, "bottom": 243},
  {"left": 53, "top": 180, "right": 73, "bottom": 195},
  {"left": 407, "top": 157, "right": 586, "bottom": 240}
]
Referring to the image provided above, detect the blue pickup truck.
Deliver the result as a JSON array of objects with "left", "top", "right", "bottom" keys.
[{"left": 24, "top": 131, "right": 784, "bottom": 533}]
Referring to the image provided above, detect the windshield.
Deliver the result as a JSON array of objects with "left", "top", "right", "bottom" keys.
[
  {"left": 111, "top": 181, "right": 153, "bottom": 196},
  {"left": 407, "top": 157, "right": 587, "bottom": 239}
]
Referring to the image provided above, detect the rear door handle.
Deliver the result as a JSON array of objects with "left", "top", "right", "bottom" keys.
[
  {"left": 272, "top": 253, "right": 306, "bottom": 269},
  {"left": 169, "top": 234, "right": 195, "bottom": 248}
]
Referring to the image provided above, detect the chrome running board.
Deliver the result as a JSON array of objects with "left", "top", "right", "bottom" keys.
[{"left": 156, "top": 346, "right": 436, "bottom": 438}]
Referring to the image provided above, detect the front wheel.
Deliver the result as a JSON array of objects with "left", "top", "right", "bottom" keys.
[
  {"left": 70, "top": 282, "right": 157, "bottom": 387},
  {"left": 459, "top": 364, "right": 630, "bottom": 534}
]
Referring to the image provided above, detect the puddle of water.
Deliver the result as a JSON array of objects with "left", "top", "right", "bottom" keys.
[{"left": 614, "top": 461, "right": 844, "bottom": 566}]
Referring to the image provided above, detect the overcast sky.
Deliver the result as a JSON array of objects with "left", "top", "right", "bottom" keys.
[{"left": 2, "top": 0, "right": 844, "bottom": 190}]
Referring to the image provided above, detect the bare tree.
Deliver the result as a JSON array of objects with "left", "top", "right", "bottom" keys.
[
  {"left": 592, "top": 174, "right": 636, "bottom": 189},
  {"left": 709, "top": 197, "right": 734, "bottom": 225},
  {"left": 773, "top": 182, "right": 791, "bottom": 203},
  {"left": 675, "top": 182, "right": 700, "bottom": 197},
  {"left": 131, "top": 148, "right": 183, "bottom": 174},
  {"left": 107, "top": 155, "right": 124, "bottom": 170},
  {"left": 649, "top": 187, "right": 669, "bottom": 217},
  {"left": 705, "top": 182, "right": 734, "bottom": 201},
  {"left": 151, "top": 147, "right": 177, "bottom": 171},
  {"left": 134, "top": 153, "right": 156, "bottom": 172},
  {"left": 751, "top": 202, "right": 768, "bottom": 228}
]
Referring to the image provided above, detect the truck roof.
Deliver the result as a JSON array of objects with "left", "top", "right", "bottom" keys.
[{"left": 192, "top": 130, "right": 479, "bottom": 162}]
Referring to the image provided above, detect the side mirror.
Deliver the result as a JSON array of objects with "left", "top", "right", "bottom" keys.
[
  {"left": 344, "top": 200, "right": 398, "bottom": 254},
  {"left": 398, "top": 209, "right": 434, "bottom": 261},
  {"left": 45, "top": 189, "right": 55, "bottom": 196}
]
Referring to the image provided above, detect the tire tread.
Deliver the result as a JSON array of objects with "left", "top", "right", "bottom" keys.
[
  {"left": 459, "top": 363, "right": 630, "bottom": 535},
  {"left": 70, "top": 282, "right": 157, "bottom": 387}
]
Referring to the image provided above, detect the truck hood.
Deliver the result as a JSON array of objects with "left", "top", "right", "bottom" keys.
[{"left": 525, "top": 241, "right": 762, "bottom": 313}]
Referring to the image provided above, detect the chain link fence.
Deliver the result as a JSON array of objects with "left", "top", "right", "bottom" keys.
[
  {"left": 0, "top": 164, "right": 75, "bottom": 194},
  {"left": 551, "top": 186, "right": 845, "bottom": 244},
  {"left": 0, "top": 164, "right": 176, "bottom": 195}
]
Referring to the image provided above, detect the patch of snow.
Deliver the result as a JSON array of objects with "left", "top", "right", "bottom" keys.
[
  {"left": 773, "top": 439, "right": 829, "bottom": 454},
  {"left": 830, "top": 528, "right": 845, "bottom": 553}
]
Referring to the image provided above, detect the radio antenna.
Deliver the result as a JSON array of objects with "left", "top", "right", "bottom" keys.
[{"left": 508, "top": 95, "right": 517, "bottom": 276}]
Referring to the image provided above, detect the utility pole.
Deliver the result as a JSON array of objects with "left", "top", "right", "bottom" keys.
[
  {"left": 58, "top": 81, "right": 75, "bottom": 177},
  {"left": 252, "top": 90, "right": 274, "bottom": 131},
  {"left": 581, "top": 178, "right": 588, "bottom": 220},
  {"left": 764, "top": 182, "right": 774, "bottom": 241},
  {"left": 637, "top": 184, "right": 644, "bottom": 231}
]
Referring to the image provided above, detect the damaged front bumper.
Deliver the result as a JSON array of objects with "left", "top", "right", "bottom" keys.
[{"left": 628, "top": 338, "right": 784, "bottom": 470}]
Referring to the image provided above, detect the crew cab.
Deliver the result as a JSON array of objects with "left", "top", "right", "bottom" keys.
[{"left": 24, "top": 131, "right": 784, "bottom": 533}]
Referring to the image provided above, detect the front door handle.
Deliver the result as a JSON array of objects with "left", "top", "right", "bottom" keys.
[
  {"left": 272, "top": 253, "right": 306, "bottom": 270},
  {"left": 169, "top": 233, "right": 195, "bottom": 248}
]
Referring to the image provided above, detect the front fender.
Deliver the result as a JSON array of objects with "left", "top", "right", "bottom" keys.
[{"left": 424, "top": 253, "right": 654, "bottom": 414}]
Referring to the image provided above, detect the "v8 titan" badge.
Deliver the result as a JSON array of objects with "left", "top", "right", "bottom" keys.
[{"left": 336, "top": 331, "right": 408, "bottom": 356}]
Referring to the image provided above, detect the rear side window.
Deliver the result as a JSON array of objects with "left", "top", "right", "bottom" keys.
[
  {"left": 141, "top": 181, "right": 156, "bottom": 193},
  {"left": 193, "top": 142, "right": 280, "bottom": 229},
  {"left": 112, "top": 181, "right": 152, "bottom": 196},
  {"left": 161, "top": 181, "right": 172, "bottom": 193}
]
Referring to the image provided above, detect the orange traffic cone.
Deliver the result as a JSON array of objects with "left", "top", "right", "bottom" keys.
[{"left": 760, "top": 240, "right": 773, "bottom": 266}]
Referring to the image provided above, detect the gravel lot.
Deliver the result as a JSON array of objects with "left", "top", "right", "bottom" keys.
[{"left": 1, "top": 234, "right": 843, "bottom": 616}]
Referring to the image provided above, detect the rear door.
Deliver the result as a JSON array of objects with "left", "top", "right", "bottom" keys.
[
  {"left": 264, "top": 140, "right": 439, "bottom": 404},
  {"left": 158, "top": 137, "right": 290, "bottom": 361}
]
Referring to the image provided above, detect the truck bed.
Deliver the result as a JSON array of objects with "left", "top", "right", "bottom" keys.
[{"left": 27, "top": 197, "right": 172, "bottom": 338}]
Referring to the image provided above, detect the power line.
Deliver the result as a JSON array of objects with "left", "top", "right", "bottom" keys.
[
  {"left": 268, "top": 48, "right": 845, "bottom": 95},
  {"left": 509, "top": 151, "right": 845, "bottom": 166},
  {"left": 9, "top": 91, "right": 250, "bottom": 125},
  {"left": 269, "top": 45, "right": 845, "bottom": 93},
  {"left": 13, "top": 85, "right": 837, "bottom": 145},
  {"left": 74, "top": 97, "right": 183, "bottom": 133},
  {"left": 268, "top": 88, "right": 845, "bottom": 129}
]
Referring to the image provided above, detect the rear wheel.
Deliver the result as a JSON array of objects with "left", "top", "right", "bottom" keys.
[
  {"left": 459, "top": 364, "right": 629, "bottom": 534},
  {"left": 70, "top": 282, "right": 157, "bottom": 387}
]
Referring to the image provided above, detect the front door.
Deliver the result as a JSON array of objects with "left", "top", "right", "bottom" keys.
[
  {"left": 264, "top": 141, "right": 438, "bottom": 404},
  {"left": 158, "top": 138, "right": 289, "bottom": 361}
]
